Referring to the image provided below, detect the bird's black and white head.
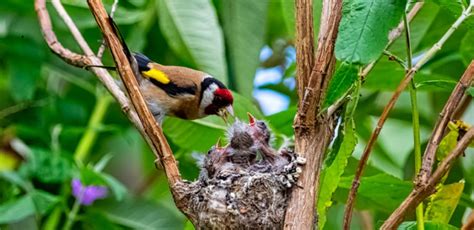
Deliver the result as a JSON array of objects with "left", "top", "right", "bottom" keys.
[{"left": 199, "top": 76, "right": 234, "bottom": 119}]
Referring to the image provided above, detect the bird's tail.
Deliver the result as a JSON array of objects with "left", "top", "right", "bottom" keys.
[{"left": 107, "top": 16, "right": 143, "bottom": 83}]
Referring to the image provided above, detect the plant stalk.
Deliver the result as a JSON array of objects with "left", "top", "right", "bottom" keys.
[
  {"left": 74, "top": 94, "right": 111, "bottom": 163},
  {"left": 403, "top": 12, "right": 424, "bottom": 230}
]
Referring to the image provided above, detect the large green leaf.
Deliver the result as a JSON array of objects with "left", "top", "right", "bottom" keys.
[
  {"left": 92, "top": 199, "right": 185, "bottom": 229},
  {"left": 323, "top": 62, "right": 358, "bottom": 109},
  {"left": 0, "top": 190, "right": 58, "bottom": 224},
  {"left": 335, "top": 0, "right": 407, "bottom": 64},
  {"left": 425, "top": 181, "right": 464, "bottom": 224},
  {"left": 221, "top": 0, "right": 269, "bottom": 97},
  {"left": 156, "top": 0, "right": 228, "bottom": 83},
  {"left": 335, "top": 173, "right": 412, "bottom": 213}
]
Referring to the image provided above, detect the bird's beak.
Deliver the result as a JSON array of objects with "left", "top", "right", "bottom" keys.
[
  {"left": 218, "top": 105, "right": 234, "bottom": 125},
  {"left": 214, "top": 137, "right": 222, "bottom": 148},
  {"left": 247, "top": 112, "right": 256, "bottom": 126},
  {"left": 225, "top": 105, "right": 234, "bottom": 117}
]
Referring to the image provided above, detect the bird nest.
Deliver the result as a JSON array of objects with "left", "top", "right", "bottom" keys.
[{"left": 174, "top": 116, "right": 305, "bottom": 229}]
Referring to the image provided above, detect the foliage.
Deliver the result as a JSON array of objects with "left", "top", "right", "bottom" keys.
[{"left": 0, "top": 0, "right": 473, "bottom": 229}]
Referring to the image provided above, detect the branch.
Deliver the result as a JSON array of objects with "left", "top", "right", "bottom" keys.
[
  {"left": 35, "top": 0, "right": 90, "bottom": 67},
  {"left": 87, "top": 0, "right": 181, "bottom": 187},
  {"left": 381, "top": 127, "right": 474, "bottom": 229},
  {"left": 97, "top": 0, "right": 119, "bottom": 58},
  {"left": 284, "top": 0, "right": 343, "bottom": 229},
  {"left": 343, "top": 5, "right": 473, "bottom": 227},
  {"left": 418, "top": 60, "right": 474, "bottom": 183}
]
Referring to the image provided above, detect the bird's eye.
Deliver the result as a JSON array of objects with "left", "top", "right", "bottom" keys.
[{"left": 257, "top": 121, "right": 267, "bottom": 129}]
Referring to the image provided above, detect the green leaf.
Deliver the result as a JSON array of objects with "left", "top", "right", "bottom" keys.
[
  {"left": 99, "top": 174, "right": 127, "bottom": 201},
  {"left": 221, "top": 0, "right": 269, "bottom": 97},
  {"left": 0, "top": 171, "right": 31, "bottom": 191},
  {"left": 335, "top": 173, "right": 412, "bottom": 213},
  {"left": 318, "top": 82, "right": 360, "bottom": 229},
  {"left": 19, "top": 148, "right": 73, "bottom": 184},
  {"left": 415, "top": 79, "right": 457, "bottom": 92},
  {"left": 156, "top": 0, "right": 228, "bottom": 83},
  {"left": 436, "top": 129, "right": 458, "bottom": 162},
  {"left": 460, "top": 31, "right": 474, "bottom": 66},
  {"left": 468, "top": 86, "right": 474, "bottom": 97},
  {"left": 318, "top": 106, "right": 357, "bottom": 229},
  {"left": 335, "top": 0, "right": 407, "bottom": 64},
  {"left": 0, "top": 195, "right": 36, "bottom": 224},
  {"left": 8, "top": 60, "right": 40, "bottom": 102},
  {"left": 0, "top": 190, "right": 58, "bottom": 224},
  {"left": 92, "top": 199, "right": 185, "bottom": 229},
  {"left": 323, "top": 62, "right": 358, "bottom": 109},
  {"left": 425, "top": 181, "right": 464, "bottom": 224},
  {"left": 433, "top": 0, "right": 474, "bottom": 28},
  {"left": 397, "top": 221, "right": 458, "bottom": 230},
  {"left": 266, "top": 106, "right": 296, "bottom": 136}
]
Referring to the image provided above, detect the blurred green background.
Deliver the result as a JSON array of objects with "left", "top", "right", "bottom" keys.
[{"left": 0, "top": 0, "right": 473, "bottom": 229}]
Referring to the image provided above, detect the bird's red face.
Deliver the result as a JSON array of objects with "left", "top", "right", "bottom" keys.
[{"left": 204, "top": 88, "right": 234, "bottom": 116}]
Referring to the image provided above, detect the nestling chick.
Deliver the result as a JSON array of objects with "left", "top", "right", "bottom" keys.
[
  {"left": 199, "top": 140, "right": 228, "bottom": 182},
  {"left": 91, "top": 17, "right": 234, "bottom": 124},
  {"left": 224, "top": 120, "right": 257, "bottom": 167},
  {"left": 247, "top": 113, "right": 279, "bottom": 164}
]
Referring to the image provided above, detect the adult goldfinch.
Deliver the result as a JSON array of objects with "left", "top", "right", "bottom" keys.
[
  {"left": 133, "top": 53, "right": 234, "bottom": 123},
  {"left": 96, "top": 17, "right": 234, "bottom": 123}
]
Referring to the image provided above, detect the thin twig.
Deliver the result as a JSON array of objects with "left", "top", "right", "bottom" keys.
[
  {"left": 418, "top": 60, "right": 474, "bottom": 184},
  {"left": 87, "top": 0, "right": 181, "bottom": 188},
  {"left": 383, "top": 50, "right": 407, "bottom": 70},
  {"left": 97, "top": 0, "right": 119, "bottom": 58},
  {"left": 462, "top": 210, "right": 474, "bottom": 230},
  {"left": 34, "top": 0, "right": 90, "bottom": 67},
  {"left": 381, "top": 127, "right": 474, "bottom": 229},
  {"left": 343, "top": 5, "right": 473, "bottom": 228},
  {"left": 403, "top": 10, "right": 424, "bottom": 230}
]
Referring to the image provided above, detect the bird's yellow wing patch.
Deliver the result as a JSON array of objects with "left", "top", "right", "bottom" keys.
[{"left": 142, "top": 68, "right": 170, "bottom": 84}]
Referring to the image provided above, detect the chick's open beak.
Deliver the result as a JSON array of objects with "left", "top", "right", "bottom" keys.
[{"left": 247, "top": 112, "right": 256, "bottom": 126}]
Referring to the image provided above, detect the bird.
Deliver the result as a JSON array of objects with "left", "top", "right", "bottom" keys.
[
  {"left": 133, "top": 53, "right": 234, "bottom": 123},
  {"left": 88, "top": 17, "right": 234, "bottom": 124}
]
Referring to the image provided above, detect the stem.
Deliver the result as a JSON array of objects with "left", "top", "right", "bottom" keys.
[
  {"left": 62, "top": 194, "right": 82, "bottom": 230},
  {"left": 74, "top": 94, "right": 111, "bottom": 163},
  {"left": 404, "top": 12, "right": 424, "bottom": 230}
]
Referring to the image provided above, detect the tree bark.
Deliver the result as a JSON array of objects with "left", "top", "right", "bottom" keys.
[{"left": 284, "top": 0, "right": 343, "bottom": 229}]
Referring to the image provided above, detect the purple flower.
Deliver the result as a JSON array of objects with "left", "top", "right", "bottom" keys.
[{"left": 71, "top": 179, "right": 108, "bottom": 206}]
